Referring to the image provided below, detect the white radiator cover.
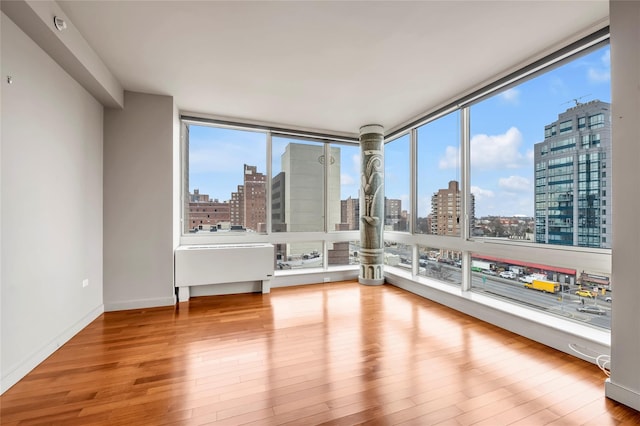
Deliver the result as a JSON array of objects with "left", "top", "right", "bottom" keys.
[{"left": 174, "top": 243, "right": 274, "bottom": 300}]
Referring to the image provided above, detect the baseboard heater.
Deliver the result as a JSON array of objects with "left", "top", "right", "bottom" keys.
[{"left": 174, "top": 243, "right": 274, "bottom": 301}]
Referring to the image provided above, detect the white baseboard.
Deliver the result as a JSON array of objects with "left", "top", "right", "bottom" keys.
[
  {"left": 104, "top": 296, "right": 175, "bottom": 312},
  {"left": 1, "top": 304, "right": 104, "bottom": 395},
  {"left": 606, "top": 379, "right": 640, "bottom": 411}
]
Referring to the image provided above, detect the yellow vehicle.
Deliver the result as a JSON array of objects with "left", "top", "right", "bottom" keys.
[
  {"left": 576, "top": 289, "right": 595, "bottom": 298},
  {"left": 524, "top": 279, "right": 560, "bottom": 293}
]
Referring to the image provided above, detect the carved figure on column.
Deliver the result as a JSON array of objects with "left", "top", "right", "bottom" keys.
[
  {"left": 359, "top": 125, "right": 385, "bottom": 285},
  {"left": 361, "top": 151, "right": 383, "bottom": 249}
]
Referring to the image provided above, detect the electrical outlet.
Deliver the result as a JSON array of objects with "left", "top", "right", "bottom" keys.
[
  {"left": 82, "top": 279, "right": 89, "bottom": 288},
  {"left": 323, "top": 277, "right": 330, "bottom": 283}
]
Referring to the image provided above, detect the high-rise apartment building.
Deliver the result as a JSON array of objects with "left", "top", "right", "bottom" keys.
[
  {"left": 341, "top": 196, "right": 360, "bottom": 230},
  {"left": 241, "top": 164, "right": 267, "bottom": 232},
  {"left": 384, "top": 198, "right": 404, "bottom": 231},
  {"left": 228, "top": 164, "right": 267, "bottom": 231},
  {"left": 230, "top": 186, "right": 244, "bottom": 227},
  {"left": 431, "top": 180, "right": 474, "bottom": 236},
  {"left": 534, "top": 100, "right": 611, "bottom": 248}
]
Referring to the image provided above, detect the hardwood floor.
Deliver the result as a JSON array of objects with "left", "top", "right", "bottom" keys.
[{"left": 2, "top": 281, "right": 639, "bottom": 425}]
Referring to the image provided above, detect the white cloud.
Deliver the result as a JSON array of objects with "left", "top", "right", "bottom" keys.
[
  {"left": 587, "top": 48, "right": 611, "bottom": 83},
  {"left": 341, "top": 173, "right": 356, "bottom": 185},
  {"left": 498, "top": 175, "right": 530, "bottom": 192},
  {"left": 499, "top": 88, "right": 520, "bottom": 104},
  {"left": 601, "top": 49, "right": 610, "bottom": 67},
  {"left": 470, "top": 186, "right": 495, "bottom": 200},
  {"left": 525, "top": 149, "right": 534, "bottom": 163},
  {"left": 470, "top": 127, "right": 528, "bottom": 170},
  {"left": 588, "top": 68, "right": 610, "bottom": 83},
  {"left": 549, "top": 76, "right": 569, "bottom": 97},
  {"left": 439, "top": 145, "right": 460, "bottom": 169},
  {"left": 351, "top": 153, "right": 361, "bottom": 175},
  {"left": 439, "top": 127, "right": 529, "bottom": 171}
]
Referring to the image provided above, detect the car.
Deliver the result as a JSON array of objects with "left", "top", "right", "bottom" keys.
[
  {"left": 499, "top": 271, "right": 517, "bottom": 279},
  {"left": 575, "top": 289, "right": 594, "bottom": 297},
  {"left": 605, "top": 296, "right": 612, "bottom": 302},
  {"left": 577, "top": 305, "right": 607, "bottom": 315}
]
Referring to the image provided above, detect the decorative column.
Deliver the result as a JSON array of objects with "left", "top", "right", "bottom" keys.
[{"left": 359, "top": 124, "right": 385, "bottom": 285}]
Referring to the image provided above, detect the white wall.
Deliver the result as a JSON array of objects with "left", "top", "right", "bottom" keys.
[
  {"left": 103, "top": 91, "right": 176, "bottom": 311},
  {"left": 606, "top": 0, "right": 640, "bottom": 411},
  {"left": 1, "top": 12, "right": 104, "bottom": 393}
]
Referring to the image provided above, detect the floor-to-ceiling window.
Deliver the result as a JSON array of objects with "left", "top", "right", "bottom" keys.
[
  {"left": 382, "top": 34, "right": 612, "bottom": 330},
  {"left": 181, "top": 31, "right": 612, "bottom": 332},
  {"left": 181, "top": 120, "right": 361, "bottom": 273}
]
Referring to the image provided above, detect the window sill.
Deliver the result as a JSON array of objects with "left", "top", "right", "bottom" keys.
[{"left": 384, "top": 267, "right": 611, "bottom": 363}]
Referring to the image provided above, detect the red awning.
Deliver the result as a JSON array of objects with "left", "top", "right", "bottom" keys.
[{"left": 472, "top": 254, "right": 576, "bottom": 276}]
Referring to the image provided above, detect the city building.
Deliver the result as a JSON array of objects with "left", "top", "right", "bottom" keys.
[
  {"left": 273, "top": 142, "right": 341, "bottom": 259},
  {"left": 187, "top": 192, "right": 230, "bottom": 231},
  {"left": 187, "top": 164, "right": 265, "bottom": 232},
  {"left": 278, "top": 143, "right": 341, "bottom": 233},
  {"left": 384, "top": 198, "right": 404, "bottom": 231},
  {"left": 534, "top": 100, "right": 612, "bottom": 248},
  {"left": 271, "top": 171, "right": 286, "bottom": 232},
  {"left": 235, "top": 164, "right": 267, "bottom": 232},
  {"left": 431, "top": 180, "right": 475, "bottom": 236},
  {"left": 229, "top": 185, "right": 244, "bottom": 228},
  {"left": 341, "top": 196, "right": 360, "bottom": 230}
]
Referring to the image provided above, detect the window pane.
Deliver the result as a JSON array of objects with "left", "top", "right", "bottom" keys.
[
  {"left": 470, "top": 253, "right": 611, "bottom": 330},
  {"left": 185, "top": 124, "right": 267, "bottom": 234},
  {"left": 329, "top": 143, "right": 360, "bottom": 231},
  {"left": 328, "top": 241, "right": 360, "bottom": 266},
  {"left": 417, "top": 246, "right": 462, "bottom": 286},
  {"left": 275, "top": 241, "right": 323, "bottom": 270},
  {"left": 417, "top": 111, "right": 464, "bottom": 236},
  {"left": 383, "top": 241, "right": 412, "bottom": 271},
  {"left": 272, "top": 137, "right": 327, "bottom": 232},
  {"left": 384, "top": 134, "right": 410, "bottom": 232},
  {"left": 469, "top": 45, "right": 611, "bottom": 248}
]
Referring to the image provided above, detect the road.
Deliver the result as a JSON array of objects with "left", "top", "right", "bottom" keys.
[{"left": 383, "top": 247, "right": 611, "bottom": 329}]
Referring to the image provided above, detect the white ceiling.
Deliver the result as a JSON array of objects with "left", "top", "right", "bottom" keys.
[{"left": 58, "top": 1, "right": 608, "bottom": 136}]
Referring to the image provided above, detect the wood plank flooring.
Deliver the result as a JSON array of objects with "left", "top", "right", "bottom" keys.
[{"left": 1, "top": 281, "right": 639, "bottom": 425}]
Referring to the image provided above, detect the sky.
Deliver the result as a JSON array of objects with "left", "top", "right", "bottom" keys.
[
  {"left": 387, "top": 44, "right": 611, "bottom": 218},
  {"left": 188, "top": 45, "right": 610, "bottom": 218}
]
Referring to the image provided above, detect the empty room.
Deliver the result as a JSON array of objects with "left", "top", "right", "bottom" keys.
[{"left": 1, "top": 1, "right": 639, "bottom": 424}]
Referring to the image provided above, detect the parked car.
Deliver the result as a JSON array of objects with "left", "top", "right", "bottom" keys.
[
  {"left": 499, "top": 271, "right": 517, "bottom": 279},
  {"left": 605, "top": 296, "right": 612, "bottom": 302},
  {"left": 575, "top": 289, "right": 594, "bottom": 298},
  {"left": 577, "top": 305, "right": 607, "bottom": 315}
]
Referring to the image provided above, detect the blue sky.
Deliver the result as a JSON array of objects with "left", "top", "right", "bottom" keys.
[
  {"left": 387, "top": 44, "right": 611, "bottom": 218},
  {"left": 189, "top": 45, "right": 610, "bottom": 218}
]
